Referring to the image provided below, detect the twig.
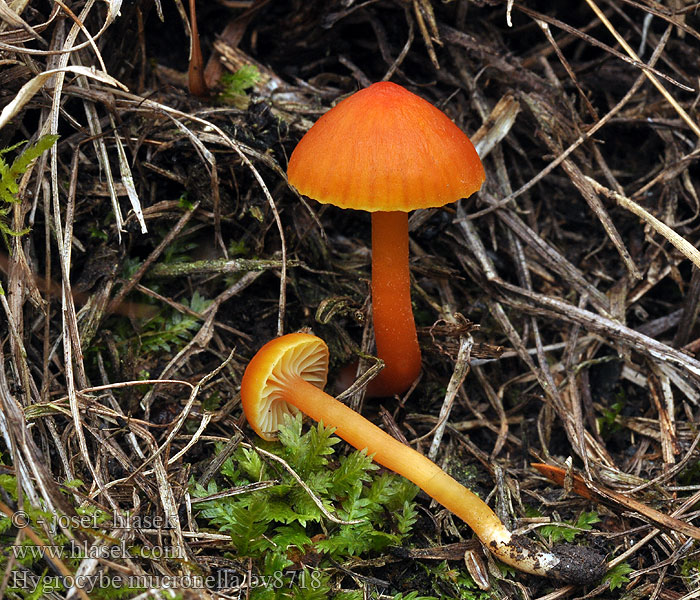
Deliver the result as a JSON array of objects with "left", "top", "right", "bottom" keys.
[
  {"left": 583, "top": 0, "right": 700, "bottom": 138},
  {"left": 427, "top": 336, "right": 472, "bottom": 461},
  {"left": 106, "top": 200, "right": 201, "bottom": 315},
  {"left": 149, "top": 257, "right": 301, "bottom": 277},
  {"left": 585, "top": 176, "right": 700, "bottom": 271}
]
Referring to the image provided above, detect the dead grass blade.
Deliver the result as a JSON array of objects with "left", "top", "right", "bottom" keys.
[
  {"left": 587, "top": 176, "right": 700, "bottom": 269},
  {"left": 0, "top": 65, "right": 126, "bottom": 130}
]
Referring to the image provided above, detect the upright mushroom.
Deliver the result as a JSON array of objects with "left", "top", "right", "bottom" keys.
[
  {"left": 287, "top": 82, "right": 485, "bottom": 397},
  {"left": 241, "top": 333, "right": 605, "bottom": 584}
]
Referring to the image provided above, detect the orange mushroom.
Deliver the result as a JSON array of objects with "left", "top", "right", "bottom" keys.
[
  {"left": 287, "top": 82, "right": 485, "bottom": 397},
  {"left": 241, "top": 333, "right": 605, "bottom": 584}
]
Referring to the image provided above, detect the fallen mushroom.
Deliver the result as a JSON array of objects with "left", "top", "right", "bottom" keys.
[
  {"left": 241, "top": 333, "right": 606, "bottom": 584},
  {"left": 287, "top": 82, "right": 485, "bottom": 397}
]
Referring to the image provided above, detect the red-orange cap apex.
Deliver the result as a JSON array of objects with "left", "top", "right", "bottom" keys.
[{"left": 287, "top": 81, "right": 485, "bottom": 212}]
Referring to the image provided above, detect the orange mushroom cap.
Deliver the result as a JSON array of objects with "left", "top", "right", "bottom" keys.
[
  {"left": 241, "top": 333, "right": 328, "bottom": 441},
  {"left": 287, "top": 81, "right": 485, "bottom": 212}
]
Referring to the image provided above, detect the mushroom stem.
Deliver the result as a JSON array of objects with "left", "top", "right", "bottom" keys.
[
  {"left": 278, "top": 374, "right": 571, "bottom": 578},
  {"left": 368, "top": 211, "right": 422, "bottom": 396},
  {"left": 187, "top": 0, "right": 207, "bottom": 97}
]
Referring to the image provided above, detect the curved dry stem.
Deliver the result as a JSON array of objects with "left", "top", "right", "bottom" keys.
[{"left": 278, "top": 376, "right": 605, "bottom": 583}]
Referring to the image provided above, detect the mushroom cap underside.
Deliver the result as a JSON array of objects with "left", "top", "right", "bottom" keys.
[
  {"left": 287, "top": 81, "right": 485, "bottom": 212},
  {"left": 241, "top": 333, "right": 329, "bottom": 440}
]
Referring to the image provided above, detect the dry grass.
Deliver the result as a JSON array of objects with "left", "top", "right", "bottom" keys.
[{"left": 1, "top": 0, "right": 700, "bottom": 598}]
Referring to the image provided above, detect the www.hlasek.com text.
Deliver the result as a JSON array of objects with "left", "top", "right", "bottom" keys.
[{"left": 11, "top": 539, "right": 185, "bottom": 561}]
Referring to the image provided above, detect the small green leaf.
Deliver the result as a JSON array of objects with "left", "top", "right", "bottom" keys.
[
  {"left": 540, "top": 510, "right": 600, "bottom": 543},
  {"left": 219, "top": 65, "right": 261, "bottom": 100},
  {"left": 0, "top": 134, "right": 58, "bottom": 244},
  {"left": 604, "top": 561, "right": 633, "bottom": 590}
]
